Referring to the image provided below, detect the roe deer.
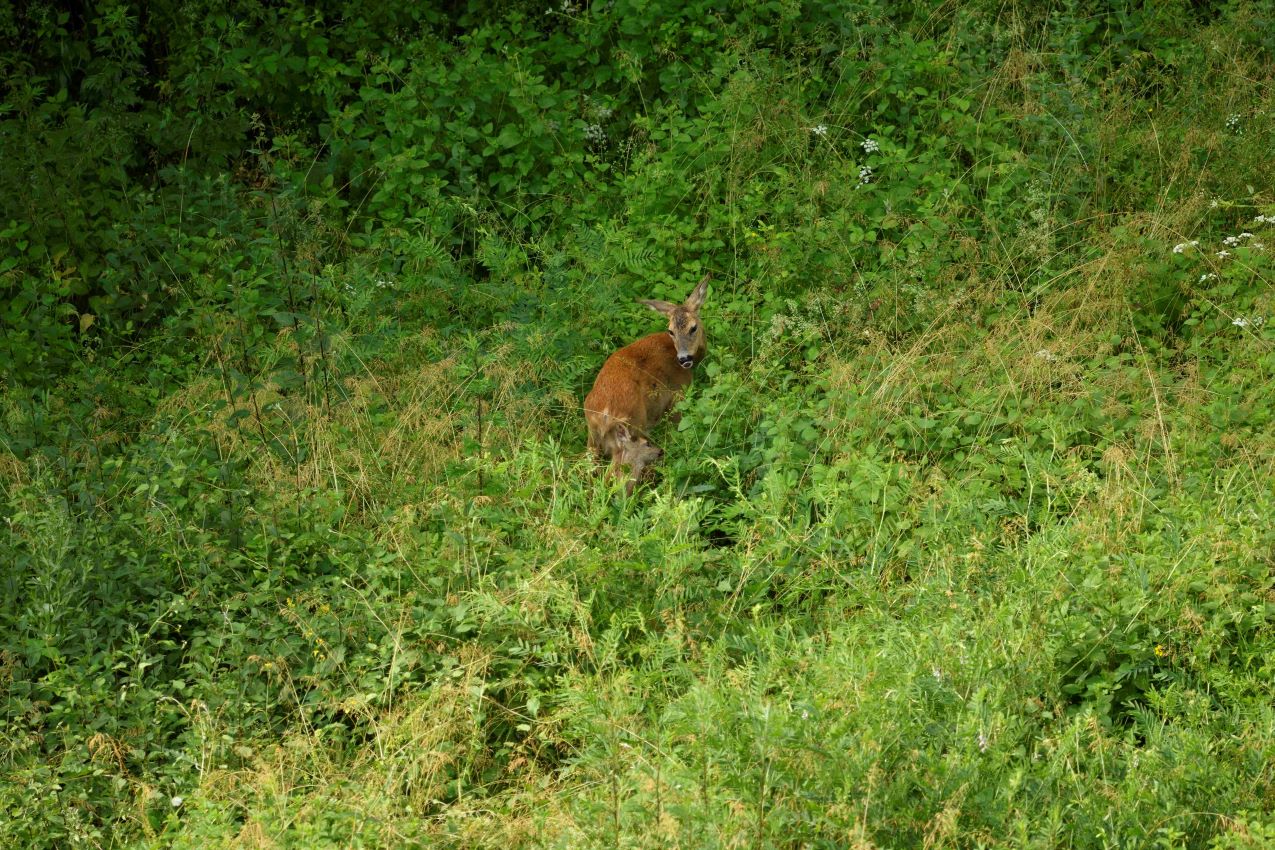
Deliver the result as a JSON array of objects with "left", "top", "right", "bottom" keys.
[
  {"left": 584, "top": 275, "right": 709, "bottom": 492},
  {"left": 609, "top": 424, "right": 665, "bottom": 495}
]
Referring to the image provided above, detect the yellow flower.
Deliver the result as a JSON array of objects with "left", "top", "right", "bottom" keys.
[{"left": 1154, "top": 644, "right": 1169, "bottom": 658}]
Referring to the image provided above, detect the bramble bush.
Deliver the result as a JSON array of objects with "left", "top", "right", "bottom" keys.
[{"left": 2, "top": 1, "right": 1273, "bottom": 848}]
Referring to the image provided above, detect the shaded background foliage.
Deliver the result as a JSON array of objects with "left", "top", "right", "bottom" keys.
[{"left": 2, "top": 1, "right": 1273, "bottom": 848}]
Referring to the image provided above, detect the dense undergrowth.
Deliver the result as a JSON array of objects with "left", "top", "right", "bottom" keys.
[{"left": 2, "top": 1, "right": 1273, "bottom": 847}]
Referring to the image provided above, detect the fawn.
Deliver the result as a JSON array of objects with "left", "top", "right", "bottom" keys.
[{"left": 584, "top": 275, "right": 709, "bottom": 493}]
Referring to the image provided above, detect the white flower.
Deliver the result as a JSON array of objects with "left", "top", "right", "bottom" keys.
[
  {"left": 810, "top": 124, "right": 828, "bottom": 138},
  {"left": 977, "top": 732, "right": 989, "bottom": 753},
  {"left": 861, "top": 137, "right": 880, "bottom": 153},
  {"left": 1172, "top": 240, "right": 1199, "bottom": 254},
  {"left": 1253, "top": 241, "right": 1266, "bottom": 251},
  {"left": 1254, "top": 214, "right": 1273, "bottom": 224},
  {"left": 583, "top": 123, "right": 607, "bottom": 146},
  {"left": 1035, "top": 349, "right": 1058, "bottom": 361},
  {"left": 1199, "top": 273, "right": 1218, "bottom": 282},
  {"left": 1216, "top": 250, "right": 1231, "bottom": 259},
  {"left": 171, "top": 796, "right": 184, "bottom": 808},
  {"left": 858, "top": 165, "right": 873, "bottom": 184},
  {"left": 1232, "top": 317, "right": 1250, "bottom": 328},
  {"left": 932, "top": 667, "right": 942, "bottom": 681},
  {"left": 1210, "top": 200, "right": 1220, "bottom": 209}
]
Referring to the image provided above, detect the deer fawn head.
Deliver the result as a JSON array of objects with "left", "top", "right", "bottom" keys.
[
  {"left": 613, "top": 423, "right": 663, "bottom": 489},
  {"left": 639, "top": 274, "right": 709, "bottom": 369}
]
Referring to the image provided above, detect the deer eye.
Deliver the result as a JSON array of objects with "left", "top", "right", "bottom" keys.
[
  {"left": 667, "top": 329, "right": 675, "bottom": 337},
  {"left": 689, "top": 324, "right": 698, "bottom": 334}
]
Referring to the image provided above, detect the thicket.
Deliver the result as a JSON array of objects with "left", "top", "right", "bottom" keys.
[{"left": 1, "top": 1, "right": 1272, "bottom": 847}]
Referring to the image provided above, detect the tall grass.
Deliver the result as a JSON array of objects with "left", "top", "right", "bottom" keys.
[{"left": 2, "top": 2, "right": 1273, "bottom": 848}]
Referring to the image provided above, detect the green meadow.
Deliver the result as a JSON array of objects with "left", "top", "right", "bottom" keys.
[{"left": 1, "top": 2, "right": 1272, "bottom": 847}]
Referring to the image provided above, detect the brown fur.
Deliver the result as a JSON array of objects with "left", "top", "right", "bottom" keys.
[{"left": 584, "top": 276, "right": 709, "bottom": 492}]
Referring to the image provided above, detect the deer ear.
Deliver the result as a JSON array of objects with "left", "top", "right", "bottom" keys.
[
  {"left": 614, "top": 423, "right": 631, "bottom": 442},
  {"left": 639, "top": 299, "right": 677, "bottom": 316},
  {"left": 685, "top": 274, "right": 710, "bottom": 311}
]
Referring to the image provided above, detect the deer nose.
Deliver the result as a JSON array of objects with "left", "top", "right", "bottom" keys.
[{"left": 678, "top": 355, "right": 694, "bottom": 368}]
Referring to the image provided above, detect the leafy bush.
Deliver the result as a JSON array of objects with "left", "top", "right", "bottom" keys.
[{"left": 2, "top": 1, "right": 1273, "bottom": 848}]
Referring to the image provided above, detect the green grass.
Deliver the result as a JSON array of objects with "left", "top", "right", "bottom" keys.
[{"left": 2, "top": 1, "right": 1274, "bottom": 848}]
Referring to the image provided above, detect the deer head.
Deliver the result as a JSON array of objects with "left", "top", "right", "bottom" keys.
[{"left": 639, "top": 274, "right": 709, "bottom": 369}]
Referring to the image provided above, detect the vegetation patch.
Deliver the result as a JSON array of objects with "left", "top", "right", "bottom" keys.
[{"left": 1, "top": 1, "right": 1272, "bottom": 848}]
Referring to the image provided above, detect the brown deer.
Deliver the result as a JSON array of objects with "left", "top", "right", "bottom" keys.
[{"left": 584, "top": 275, "right": 709, "bottom": 493}]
